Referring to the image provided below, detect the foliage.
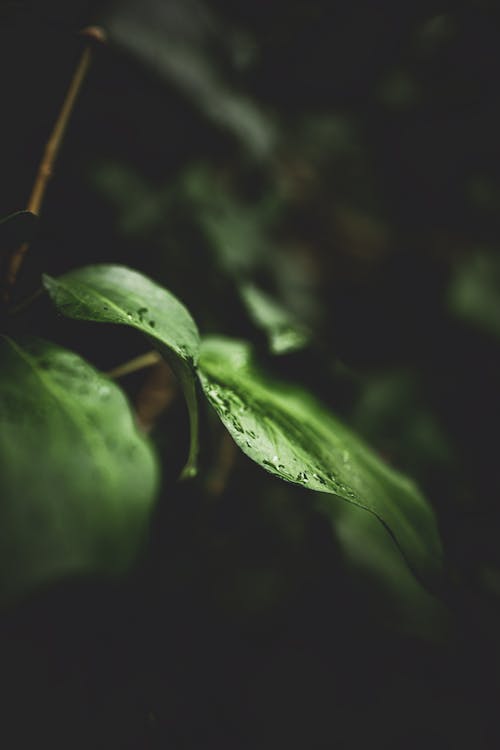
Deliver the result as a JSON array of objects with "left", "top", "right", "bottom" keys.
[
  {"left": 199, "top": 336, "right": 442, "bottom": 582},
  {"left": 1, "top": 1, "right": 500, "bottom": 748},
  {"left": 0, "top": 335, "right": 158, "bottom": 602}
]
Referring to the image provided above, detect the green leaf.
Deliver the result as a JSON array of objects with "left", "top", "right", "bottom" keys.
[
  {"left": 239, "top": 281, "right": 311, "bottom": 355},
  {"left": 322, "top": 498, "right": 448, "bottom": 639},
  {"left": 447, "top": 250, "right": 500, "bottom": 340},
  {"left": 198, "top": 337, "right": 443, "bottom": 583},
  {"left": 0, "top": 210, "right": 37, "bottom": 247},
  {"left": 104, "top": 2, "right": 276, "bottom": 158},
  {"left": 43, "top": 264, "right": 200, "bottom": 478},
  {"left": 0, "top": 336, "right": 159, "bottom": 604},
  {"left": 182, "top": 167, "right": 274, "bottom": 275}
]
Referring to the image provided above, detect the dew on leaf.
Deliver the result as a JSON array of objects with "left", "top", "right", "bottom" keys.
[
  {"left": 231, "top": 418, "right": 244, "bottom": 433},
  {"left": 295, "top": 471, "right": 309, "bottom": 483}
]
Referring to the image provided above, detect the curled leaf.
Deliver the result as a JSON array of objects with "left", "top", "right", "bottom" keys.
[{"left": 44, "top": 264, "right": 200, "bottom": 477}]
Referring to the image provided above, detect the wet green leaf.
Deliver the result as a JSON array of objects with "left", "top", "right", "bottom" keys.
[
  {"left": 0, "top": 336, "right": 158, "bottom": 604},
  {"left": 198, "top": 337, "right": 443, "bottom": 583},
  {"left": 43, "top": 264, "right": 200, "bottom": 477}
]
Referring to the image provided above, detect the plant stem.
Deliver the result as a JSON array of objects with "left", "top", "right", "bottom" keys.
[
  {"left": 8, "top": 287, "right": 44, "bottom": 316},
  {"left": 206, "top": 431, "right": 238, "bottom": 497},
  {"left": 2, "top": 26, "right": 106, "bottom": 304},
  {"left": 106, "top": 351, "right": 162, "bottom": 379}
]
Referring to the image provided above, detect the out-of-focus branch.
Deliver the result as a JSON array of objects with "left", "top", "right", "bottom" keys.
[{"left": 2, "top": 26, "right": 106, "bottom": 303}]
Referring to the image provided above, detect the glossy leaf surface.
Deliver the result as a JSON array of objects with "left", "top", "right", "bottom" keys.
[
  {"left": 0, "top": 336, "right": 158, "bottom": 603},
  {"left": 198, "top": 337, "right": 443, "bottom": 583},
  {"left": 43, "top": 264, "right": 200, "bottom": 477}
]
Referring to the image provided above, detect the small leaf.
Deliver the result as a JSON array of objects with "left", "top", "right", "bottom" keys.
[
  {"left": 0, "top": 336, "right": 159, "bottom": 604},
  {"left": 198, "top": 337, "right": 443, "bottom": 583},
  {"left": 43, "top": 264, "right": 200, "bottom": 477},
  {"left": 0, "top": 210, "right": 38, "bottom": 248},
  {"left": 240, "top": 281, "right": 311, "bottom": 355}
]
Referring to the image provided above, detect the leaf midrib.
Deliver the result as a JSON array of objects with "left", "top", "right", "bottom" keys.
[{"left": 200, "top": 365, "right": 437, "bottom": 566}]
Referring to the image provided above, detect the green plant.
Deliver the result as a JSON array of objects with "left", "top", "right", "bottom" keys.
[{"left": 0, "top": 24, "right": 444, "bottom": 612}]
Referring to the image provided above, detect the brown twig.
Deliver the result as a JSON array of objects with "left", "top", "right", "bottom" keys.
[
  {"left": 206, "top": 430, "right": 238, "bottom": 496},
  {"left": 106, "top": 350, "right": 162, "bottom": 379},
  {"left": 134, "top": 361, "right": 178, "bottom": 434},
  {"left": 2, "top": 26, "right": 106, "bottom": 304},
  {"left": 107, "top": 351, "right": 177, "bottom": 433}
]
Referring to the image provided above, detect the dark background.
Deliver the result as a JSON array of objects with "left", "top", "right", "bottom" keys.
[{"left": 1, "top": 0, "right": 500, "bottom": 747}]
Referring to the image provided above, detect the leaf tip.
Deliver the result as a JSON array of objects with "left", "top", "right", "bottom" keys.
[
  {"left": 41, "top": 273, "right": 55, "bottom": 290},
  {"left": 180, "top": 463, "right": 198, "bottom": 481}
]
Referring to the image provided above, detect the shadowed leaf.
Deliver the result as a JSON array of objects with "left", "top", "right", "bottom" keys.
[{"left": 0, "top": 335, "right": 158, "bottom": 604}]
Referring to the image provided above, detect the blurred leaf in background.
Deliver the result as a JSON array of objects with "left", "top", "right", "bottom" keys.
[
  {"left": 102, "top": 0, "right": 277, "bottom": 158},
  {"left": 447, "top": 249, "right": 500, "bottom": 340}
]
